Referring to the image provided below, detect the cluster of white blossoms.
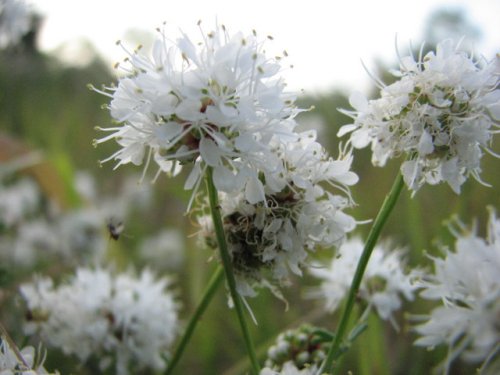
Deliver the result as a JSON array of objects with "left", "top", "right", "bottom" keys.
[
  {"left": 94, "top": 21, "right": 358, "bottom": 298},
  {"left": 414, "top": 209, "right": 500, "bottom": 373},
  {"left": 0, "top": 176, "right": 39, "bottom": 227},
  {"left": 20, "top": 268, "right": 179, "bottom": 375},
  {"left": 0, "top": 172, "right": 151, "bottom": 267},
  {"left": 0, "top": 338, "right": 51, "bottom": 375},
  {"left": 308, "top": 237, "right": 420, "bottom": 327},
  {"left": 0, "top": 0, "right": 31, "bottom": 49},
  {"left": 197, "top": 131, "right": 357, "bottom": 297},
  {"left": 93, "top": 21, "right": 303, "bottom": 206},
  {"left": 339, "top": 40, "right": 500, "bottom": 193}
]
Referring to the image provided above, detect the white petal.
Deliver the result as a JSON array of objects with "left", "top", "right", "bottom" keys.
[
  {"left": 184, "top": 162, "right": 201, "bottom": 190},
  {"left": 417, "top": 131, "right": 434, "bottom": 155},
  {"left": 349, "top": 91, "right": 369, "bottom": 111},
  {"left": 337, "top": 124, "right": 358, "bottom": 138},
  {"left": 245, "top": 177, "right": 265, "bottom": 204},
  {"left": 199, "top": 138, "right": 221, "bottom": 166},
  {"left": 401, "top": 160, "right": 419, "bottom": 191},
  {"left": 235, "top": 133, "right": 261, "bottom": 152},
  {"left": 351, "top": 129, "right": 371, "bottom": 148},
  {"left": 213, "top": 166, "right": 244, "bottom": 192},
  {"left": 154, "top": 122, "right": 183, "bottom": 143},
  {"left": 176, "top": 34, "right": 199, "bottom": 65},
  {"left": 175, "top": 98, "right": 203, "bottom": 121}
]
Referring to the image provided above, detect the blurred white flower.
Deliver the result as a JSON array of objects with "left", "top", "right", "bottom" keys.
[
  {"left": 0, "top": 177, "right": 39, "bottom": 228},
  {"left": 20, "top": 268, "right": 179, "bottom": 375},
  {"left": 139, "top": 229, "right": 185, "bottom": 271},
  {"left": 414, "top": 209, "right": 500, "bottom": 373},
  {"left": 11, "top": 219, "right": 59, "bottom": 266},
  {"left": 309, "top": 236, "right": 420, "bottom": 327},
  {"left": 198, "top": 134, "right": 357, "bottom": 298},
  {"left": 0, "top": 0, "right": 31, "bottom": 49},
  {"left": 93, "top": 21, "right": 302, "bottom": 205},
  {"left": 339, "top": 40, "right": 500, "bottom": 193},
  {"left": 0, "top": 172, "right": 153, "bottom": 267}
]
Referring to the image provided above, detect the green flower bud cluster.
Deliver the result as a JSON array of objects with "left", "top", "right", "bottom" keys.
[{"left": 264, "top": 324, "right": 333, "bottom": 371}]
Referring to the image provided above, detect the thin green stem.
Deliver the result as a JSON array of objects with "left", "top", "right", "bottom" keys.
[
  {"left": 205, "top": 167, "right": 261, "bottom": 375},
  {"left": 321, "top": 172, "right": 405, "bottom": 374},
  {"left": 164, "top": 266, "right": 224, "bottom": 375},
  {"left": 0, "top": 321, "right": 30, "bottom": 368}
]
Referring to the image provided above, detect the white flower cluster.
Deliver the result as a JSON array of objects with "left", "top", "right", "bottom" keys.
[
  {"left": 93, "top": 21, "right": 303, "bottom": 206},
  {"left": 414, "top": 209, "right": 500, "bottom": 372},
  {"left": 0, "top": 172, "right": 151, "bottom": 267},
  {"left": 0, "top": 0, "right": 31, "bottom": 49},
  {"left": 197, "top": 132, "right": 357, "bottom": 297},
  {"left": 0, "top": 177, "right": 39, "bottom": 227},
  {"left": 339, "top": 40, "right": 500, "bottom": 193},
  {"left": 96, "top": 21, "right": 359, "bottom": 298},
  {"left": 20, "top": 268, "right": 179, "bottom": 375},
  {"left": 0, "top": 338, "right": 50, "bottom": 375},
  {"left": 309, "top": 237, "right": 420, "bottom": 327}
]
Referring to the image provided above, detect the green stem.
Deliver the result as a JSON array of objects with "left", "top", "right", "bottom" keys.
[
  {"left": 0, "top": 321, "right": 30, "bottom": 368},
  {"left": 205, "top": 167, "right": 261, "bottom": 375},
  {"left": 321, "top": 172, "right": 405, "bottom": 374},
  {"left": 164, "top": 266, "right": 224, "bottom": 375}
]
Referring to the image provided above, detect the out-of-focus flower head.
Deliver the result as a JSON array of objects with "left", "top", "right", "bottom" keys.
[
  {"left": 20, "top": 268, "right": 179, "bottom": 375},
  {"left": 0, "top": 171, "right": 152, "bottom": 268},
  {"left": 308, "top": 236, "right": 420, "bottom": 328},
  {"left": 414, "top": 209, "right": 500, "bottom": 374},
  {"left": 339, "top": 40, "right": 500, "bottom": 194}
]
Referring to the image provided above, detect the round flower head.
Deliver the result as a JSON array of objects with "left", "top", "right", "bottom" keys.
[
  {"left": 92, "top": 21, "right": 302, "bottom": 207},
  {"left": 0, "top": 0, "right": 31, "bottom": 49},
  {"left": 20, "top": 268, "right": 179, "bottom": 375},
  {"left": 339, "top": 40, "right": 500, "bottom": 193},
  {"left": 308, "top": 236, "right": 420, "bottom": 328},
  {"left": 197, "top": 133, "right": 357, "bottom": 298},
  {"left": 414, "top": 209, "right": 500, "bottom": 373}
]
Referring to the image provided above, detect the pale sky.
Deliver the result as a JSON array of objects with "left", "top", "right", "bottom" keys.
[{"left": 34, "top": 0, "right": 499, "bottom": 94}]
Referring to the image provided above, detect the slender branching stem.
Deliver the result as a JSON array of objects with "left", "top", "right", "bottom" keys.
[
  {"left": 0, "top": 321, "right": 30, "bottom": 368},
  {"left": 205, "top": 167, "right": 261, "bottom": 375},
  {"left": 165, "top": 266, "right": 224, "bottom": 375},
  {"left": 321, "top": 172, "right": 405, "bottom": 374}
]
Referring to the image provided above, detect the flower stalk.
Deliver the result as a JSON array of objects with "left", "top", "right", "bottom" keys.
[
  {"left": 321, "top": 172, "right": 405, "bottom": 374},
  {"left": 165, "top": 266, "right": 224, "bottom": 375},
  {"left": 206, "top": 167, "right": 261, "bottom": 375}
]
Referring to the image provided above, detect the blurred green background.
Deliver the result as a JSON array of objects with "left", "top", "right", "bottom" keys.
[{"left": 0, "top": 7, "right": 498, "bottom": 375}]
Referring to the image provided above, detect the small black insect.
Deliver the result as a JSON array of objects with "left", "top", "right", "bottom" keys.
[{"left": 107, "top": 218, "right": 125, "bottom": 241}]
